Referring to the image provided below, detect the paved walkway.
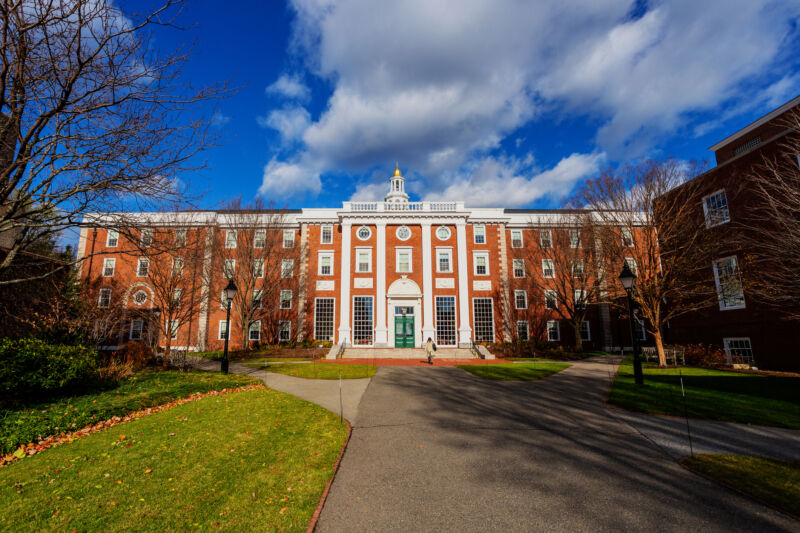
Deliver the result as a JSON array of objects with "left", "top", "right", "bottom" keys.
[{"left": 316, "top": 356, "right": 797, "bottom": 532}]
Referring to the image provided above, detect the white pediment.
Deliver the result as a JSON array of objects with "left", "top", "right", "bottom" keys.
[{"left": 387, "top": 276, "right": 422, "bottom": 298}]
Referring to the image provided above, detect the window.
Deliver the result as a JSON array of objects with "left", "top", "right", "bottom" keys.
[
  {"left": 625, "top": 257, "right": 637, "bottom": 275},
  {"left": 545, "top": 290, "right": 557, "bottom": 310},
  {"left": 314, "top": 298, "right": 335, "bottom": 341},
  {"left": 168, "top": 320, "right": 179, "bottom": 340},
  {"left": 702, "top": 190, "right": 730, "bottom": 228},
  {"left": 220, "top": 290, "right": 232, "bottom": 309},
  {"left": 281, "top": 259, "right": 293, "bottom": 278},
  {"left": 225, "top": 230, "right": 237, "bottom": 249},
  {"left": 472, "top": 298, "right": 494, "bottom": 342},
  {"left": 353, "top": 296, "right": 374, "bottom": 345},
  {"left": 396, "top": 249, "right": 412, "bottom": 273},
  {"left": 437, "top": 249, "right": 452, "bottom": 273},
  {"left": 223, "top": 259, "right": 235, "bottom": 278},
  {"left": 436, "top": 226, "right": 451, "bottom": 240},
  {"left": 279, "top": 321, "right": 291, "bottom": 342},
  {"left": 253, "top": 259, "right": 264, "bottom": 278},
  {"left": 254, "top": 230, "right": 266, "bottom": 248},
  {"left": 574, "top": 289, "right": 586, "bottom": 309},
  {"left": 542, "top": 259, "right": 555, "bottom": 278},
  {"left": 356, "top": 248, "right": 372, "bottom": 273},
  {"left": 723, "top": 337, "right": 753, "bottom": 364},
  {"left": 103, "top": 258, "right": 116, "bottom": 277},
  {"left": 133, "top": 290, "right": 148, "bottom": 305},
  {"left": 280, "top": 290, "right": 292, "bottom": 309},
  {"left": 580, "top": 321, "right": 591, "bottom": 342},
  {"left": 172, "top": 257, "right": 184, "bottom": 276},
  {"left": 218, "top": 320, "right": 228, "bottom": 340},
  {"left": 621, "top": 227, "right": 634, "bottom": 247},
  {"left": 474, "top": 252, "right": 489, "bottom": 275},
  {"left": 173, "top": 288, "right": 182, "bottom": 306},
  {"left": 513, "top": 258, "right": 524, "bottom": 278},
  {"left": 514, "top": 290, "right": 527, "bottom": 310},
  {"left": 130, "top": 319, "right": 143, "bottom": 341},
  {"left": 713, "top": 256, "right": 745, "bottom": 310},
  {"left": 321, "top": 225, "right": 333, "bottom": 244},
  {"left": 106, "top": 229, "right": 118, "bottom": 247},
  {"left": 252, "top": 290, "right": 262, "bottom": 310},
  {"left": 141, "top": 228, "right": 153, "bottom": 247},
  {"left": 435, "top": 296, "right": 457, "bottom": 346},
  {"left": 572, "top": 259, "right": 584, "bottom": 279},
  {"left": 137, "top": 257, "right": 149, "bottom": 277},
  {"left": 540, "top": 230, "right": 552, "bottom": 249},
  {"left": 569, "top": 229, "right": 581, "bottom": 248},
  {"left": 396, "top": 226, "right": 412, "bottom": 241},
  {"left": 547, "top": 320, "right": 560, "bottom": 341},
  {"left": 516, "top": 321, "right": 529, "bottom": 341},
  {"left": 474, "top": 225, "right": 486, "bottom": 244},
  {"left": 510, "top": 230, "right": 523, "bottom": 248},
  {"left": 319, "top": 252, "right": 333, "bottom": 276},
  {"left": 98, "top": 288, "right": 111, "bottom": 308},
  {"left": 283, "top": 230, "right": 295, "bottom": 248},
  {"left": 357, "top": 226, "right": 372, "bottom": 241},
  {"left": 175, "top": 229, "right": 187, "bottom": 247},
  {"left": 249, "top": 321, "right": 261, "bottom": 341}
]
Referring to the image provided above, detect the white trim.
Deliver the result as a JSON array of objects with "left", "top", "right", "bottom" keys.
[
  {"left": 281, "top": 259, "right": 294, "bottom": 278},
  {"left": 625, "top": 257, "right": 637, "bottom": 275},
  {"left": 318, "top": 251, "right": 334, "bottom": 276},
  {"left": 106, "top": 229, "right": 118, "bottom": 247},
  {"left": 471, "top": 297, "right": 495, "bottom": 343},
  {"left": 396, "top": 225, "right": 412, "bottom": 241},
  {"left": 249, "top": 320, "right": 262, "bottom": 341},
  {"left": 168, "top": 319, "right": 179, "bottom": 340},
  {"left": 218, "top": 320, "right": 229, "bottom": 340},
  {"left": 514, "top": 290, "right": 527, "bottom": 310},
  {"left": 702, "top": 189, "right": 731, "bottom": 228},
  {"left": 473, "top": 224, "right": 486, "bottom": 244},
  {"left": 547, "top": 320, "right": 560, "bottom": 341},
  {"left": 712, "top": 255, "right": 746, "bottom": 311},
  {"left": 355, "top": 246, "right": 373, "bottom": 273},
  {"left": 421, "top": 222, "right": 434, "bottom": 343},
  {"left": 510, "top": 229, "right": 523, "bottom": 248},
  {"left": 253, "top": 230, "right": 266, "bottom": 248},
  {"left": 621, "top": 227, "right": 634, "bottom": 247},
  {"left": 283, "top": 229, "right": 295, "bottom": 248},
  {"left": 545, "top": 290, "right": 558, "bottom": 310},
  {"left": 542, "top": 258, "right": 554, "bottom": 279},
  {"left": 140, "top": 228, "right": 153, "bottom": 247},
  {"left": 356, "top": 225, "right": 372, "bottom": 241},
  {"left": 225, "top": 230, "right": 237, "bottom": 249},
  {"left": 456, "top": 223, "right": 472, "bottom": 345},
  {"left": 253, "top": 259, "right": 264, "bottom": 278},
  {"left": 313, "top": 297, "right": 336, "bottom": 341},
  {"left": 723, "top": 337, "right": 753, "bottom": 364},
  {"left": 130, "top": 319, "right": 144, "bottom": 340},
  {"left": 136, "top": 257, "right": 149, "bottom": 277},
  {"left": 396, "top": 246, "right": 413, "bottom": 273},
  {"left": 709, "top": 94, "right": 800, "bottom": 151},
  {"left": 223, "top": 259, "right": 236, "bottom": 278},
  {"left": 516, "top": 321, "right": 529, "bottom": 341},
  {"left": 580, "top": 320, "right": 591, "bottom": 342},
  {"left": 569, "top": 229, "right": 581, "bottom": 248},
  {"left": 435, "top": 226, "right": 451, "bottom": 241},
  {"left": 280, "top": 290, "right": 292, "bottom": 309},
  {"left": 436, "top": 247, "right": 453, "bottom": 273},
  {"left": 539, "top": 229, "right": 552, "bottom": 249},
  {"left": 512, "top": 258, "right": 525, "bottom": 278},
  {"left": 97, "top": 288, "right": 111, "bottom": 308},
  {"left": 320, "top": 225, "right": 333, "bottom": 244},
  {"left": 473, "top": 250, "right": 490, "bottom": 276},
  {"left": 102, "top": 257, "right": 116, "bottom": 277},
  {"left": 352, "top": 295, "right": 374, "bottom": 347},
  {"left": 338, "top": 222, "right": 352, "bottom": 343},
  {"left": 375, "top": 223, "right": 388, "bottom": 345}
]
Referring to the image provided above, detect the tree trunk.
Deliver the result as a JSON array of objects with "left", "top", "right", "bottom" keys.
[
  {"left": 163, "top": 337, "right": 172, "bottom": 369},
  {"left": 653, "top": 329, "right": 666, "bottom": 368},
  {"left": 573, "top": 321, "right": 583, "bottom": 352}
]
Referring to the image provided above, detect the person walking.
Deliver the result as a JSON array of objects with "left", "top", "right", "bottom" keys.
[{"left": 425, "top": 337, "right": 437, "bottom": 365}]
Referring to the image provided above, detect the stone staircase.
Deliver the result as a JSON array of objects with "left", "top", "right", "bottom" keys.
[{"left": 343, "top": 347, "right": 477, "bottom": 359}]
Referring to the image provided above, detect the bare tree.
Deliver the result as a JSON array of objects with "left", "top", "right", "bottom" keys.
[
  {"left": 735, "top": 109, "right": 800, "bottom": 319},
  {"left": 0, "top": 0, "right": 228, "bottom": 285},
  {"left": 574, "top": 159, "right": 718, "bottom": 367},
  {"left": 211, "top": 199, "right": 300, "bottom": 350}
]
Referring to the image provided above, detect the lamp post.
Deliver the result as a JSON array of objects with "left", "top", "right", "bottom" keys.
[
  {"left": 619, "top": 262, "right": 644, "bottom": 385},
  {"left": 221, "top": 279, "right": 237, "bottom": 374}
]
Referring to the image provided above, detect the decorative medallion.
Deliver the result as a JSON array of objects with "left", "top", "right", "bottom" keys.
[
  {"left": 396, "top": 225, "right": 412, "bottom": 241},
  {"left": 357, "top": 226, "right": 372, "bottom": 241},
  {"left": 436, "top": 226, "right": 451, "bottom": 240},
  {"left": 133, "top": 290, "right": 148, "bottom": 305}
]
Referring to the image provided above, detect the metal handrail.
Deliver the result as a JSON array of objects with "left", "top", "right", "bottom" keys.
[
  {"left": 469, "top": 340, "right": 481, "bottom": 359},
  {"left": 335, "top": 340, "right": 348, "bottom": 359}
]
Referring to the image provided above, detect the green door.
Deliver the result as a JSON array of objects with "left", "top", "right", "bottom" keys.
[{"left": 394, "top": 316, "right": 415, "bottom": 348}]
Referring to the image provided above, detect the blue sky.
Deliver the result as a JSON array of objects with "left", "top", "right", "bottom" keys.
[{"left": 145, "top": 0, "right": 800, "bottom": 210}]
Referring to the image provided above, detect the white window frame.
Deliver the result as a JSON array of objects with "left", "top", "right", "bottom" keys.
[
  {"left": 140, "top": 228, "right": 153, "bottom": 247},
  {"left": 281, "top": 259, "right": 294, "bottom": 278},
  {"left": 356, "top": 226, "right": 372, "bottom": 241},
  {"left": 702, "top": 189, "right": 730, "bottom": 228},
  {"left": 318, "top": 251, "right": 334, "bottom": 276},
  {"left": 218, "top": 320, "right": 229, "bottom": 340},
  {"left": 321, "top": 225, "right": 333, "bottom": 244},
  {"left": 249, "top": 320, "right": 261, "bottom": 341},
  {"left": 396, "top": 247, "right": 412, "bottom": 273},
  {"left": 436, "top": 248, "right": 453, "bottom": 273},
  {"left": 545, "top": 290, "right": 558, "bottom": 310},
  {"left": 712, "top": 255, "right": 746, "bottom": 310},
  {"left": 514, "top": 290, "right": 527, "bottom": 310},
  {"left": 472, "top": 297, "right": 495, "bottom": 343},
  {"left": 542, "top": 259, "right": 555, "bottom": 279},
  {"left": 168, "top": 319, "right": 179, "bottom": 340},
  {"left": 103, "top": 258, "right": 116, "bottom": 277},
  {"left": 136, "top": 257, "right": 149, "bottom": 277},
  {"left": 621, "top": 227, "right": 634, "bottom": 247},
  {"left": 280, "top": 290, "right": 292, "bottom": 310},
  {"left": 569, "top": 229, "right": 581, "bottom": 248},
  {"left": 513, "top": 258, "right": 525, "bottom": 278},
  {"left": 625, "top": 257, "right": 637, "bottom": 275},
  {"left": 175, "top": 229, "right": 187, "bottom": 247},
  {"left": 253, "top": 230, "right": 266, "bottom": 249},
  {"left": 356, "top": 247, "right": 373, "bottom": 273},
  {"left": 130, "top": 319, "right": 143, "bottom": 341},
  {"left": 547, "top": 320, "right": 560, "bottom": 342},
  {"left": 510, "top": 230, "right": 523, "bottom": 248},
  {"left": 283, "top": 229, "right": 295, "bottom": 248},
  {"left": 173, "top": 288, "right": 182, "bottom": 306},
  {"left": 252, "top": 289, "right": 263, "bottom": 310},
  {"left": 572, "top": 259, "right": 585, "bottom": 279},
  {"left": 516, "top": 321, "right": 529, "bottom": 341},
  {"left": 723, "top": 337, "right": 753, "bottom": 364},
  {"left": 223, "top": 259, "right": 236, "bottom": 278},
  {"left": 106, "top": 229, "right": 118, "bottom": 247},
  {"left": 172, "top": 257, "right": 184, "bottom": 276},
  {"left": 574, "top": 289, "right": 587, "bottom": 308},
  {"left": 473, "top": 225, "right": 486, "bottom": 245},
  {"left": 540, "top": 229, "right": 552, "bottom": 249},
  {"left": 278, "top": 320, "right": 292, "bottom": 342},
  {"left": 313, "top": 297, "right": 336, "bottom": 341},
  {"left": 436, "top": 226, "right": 451, "bottom": 241},
  {"left": 132, "top": 290, "right": 148, "bottom": 306},
  {"left": 473, "top": 251, "right": 489, "bottom": 276},
  {"left": 253, "top": 259, "right": 264, "bottom": 278},
  {"left": 225, "top": 230, "right": 237, "bottom": 249},
  {"left": 97, "top": 288, "right": 111, "bottom": 308},
  {"left": 580, "top": 321, "right": 591, "bottom": 341}
]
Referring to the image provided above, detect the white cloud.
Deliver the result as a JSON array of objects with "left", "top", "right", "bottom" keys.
[
  {"left": 266, "top": 74, "right": 311, "bottom": 101},
  {"left": 258, "top": 106, "right": 311, "bottom": 141},
  {"left": 258, "top": 157, "right": 321, "bottom": 198}
]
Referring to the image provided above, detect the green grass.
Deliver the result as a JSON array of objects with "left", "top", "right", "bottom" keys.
[
  {"left": 0, "top": 387, "right": 348, "bottom": 532},
  {"left": 246, "top": 362, "right": 376, "bottom": 379},
  {"left": 456, "top": 362, "right": 570, "bottom": 381},
  {"left": 608, "top": 363, "right": 800, "bottom": 428},
  {"left": 243, "top": 357, "right": 315, "bottom": 363},
  {"left": 0, "top": 371, "right": 255, "bottom": 455},
  {"left": 682, "top": 454, "right": 800, "bottom": 518}
]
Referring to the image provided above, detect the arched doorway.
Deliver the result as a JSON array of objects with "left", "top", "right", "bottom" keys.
[{"left": 386, "top": 276, "right": 422, "bottom": 348}]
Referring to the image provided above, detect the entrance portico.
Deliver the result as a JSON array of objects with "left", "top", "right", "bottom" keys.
[{"left": 386, "top": 277, "right": 422, "bottom": 348}]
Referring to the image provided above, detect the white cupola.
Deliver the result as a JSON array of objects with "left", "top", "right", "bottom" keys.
[{"left": 384, "top": 163, "right": 410, "bottom": 204}]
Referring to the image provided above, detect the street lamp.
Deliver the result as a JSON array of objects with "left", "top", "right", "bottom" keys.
[
  {"left": 619, "top": 262, "right": 644, "bottom": 385},
  {"left": 221, "top": 279, "right": 237, "bottom": 374}
]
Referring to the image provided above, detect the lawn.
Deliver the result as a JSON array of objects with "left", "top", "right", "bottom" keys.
[
  {"left": 0, "top": 371, "right": 255, "bottom": 455},
  {"left": 608, "top": 362, "right": 800, "bottom": 428},
  {"left": 456, "top": 362, "right": 570, "bottom": 381},
  {"left": 682, "top": 454, "right": 800, "bottom": 518},
  {"left": 0, "top": 387, "right": 348, "bottom": 532},
  {"left": 245, "top": 361, "right": 376, "bottom": 379}
]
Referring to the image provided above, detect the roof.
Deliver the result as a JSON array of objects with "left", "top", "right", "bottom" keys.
[{"left": 709, "top": 94, "right": 800, "bottom": 152}]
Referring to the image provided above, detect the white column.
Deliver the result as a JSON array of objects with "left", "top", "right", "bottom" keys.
[
  {"left": 421, "top": 221, "right": 435, "bottom": 345},
  {"left": 338, "top": 222, "right": 352, "bottom": 344},
  {"left": 375, "top": 222, "right": 388, "bottom": 346},
  {"left": 456, "top": 222, "right": 472, "bottom": 347}
]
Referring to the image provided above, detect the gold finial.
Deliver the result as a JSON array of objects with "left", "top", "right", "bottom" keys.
[{"left": 393, "top": 162, "right": 402, "bottom": 177}]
